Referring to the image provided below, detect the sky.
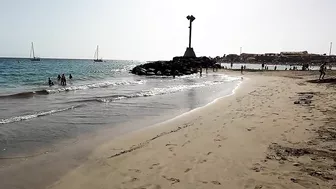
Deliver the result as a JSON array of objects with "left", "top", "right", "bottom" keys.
[{"left": 0, "top": 0, "right": 335, "bottom": 60}]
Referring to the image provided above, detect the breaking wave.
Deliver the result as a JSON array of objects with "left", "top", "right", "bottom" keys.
[{"left": 0, "top": 80, "right": 146, "bottom": 99}]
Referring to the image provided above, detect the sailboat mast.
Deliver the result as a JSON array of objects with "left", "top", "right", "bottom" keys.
[
  {"left": 330, "top": 42, "right": 333, "bottom": 56},
  {"left": 32, "top": 42, "right": 35, "bottom": 58},
  {"left": 97, "top": 45, "right": 99, "bottom": 60},
  {"left": 30, "top": 43, "right": 32, "bottom": 58}
]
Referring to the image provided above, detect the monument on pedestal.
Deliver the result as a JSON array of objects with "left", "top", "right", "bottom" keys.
[{"left": 184, "top": 15, "right": 196, "bottom": 58}]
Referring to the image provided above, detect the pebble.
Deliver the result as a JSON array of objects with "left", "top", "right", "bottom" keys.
[
  {"left": 254, "top": 185, "right": 263, "bottom": 189},
  {"left": 290, "top": 178, "right": 298, "bottom": 183}
]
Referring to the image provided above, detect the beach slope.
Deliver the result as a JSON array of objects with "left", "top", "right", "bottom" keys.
[{"left": 49, "top": 71, "right": 336, "bottom": 189}]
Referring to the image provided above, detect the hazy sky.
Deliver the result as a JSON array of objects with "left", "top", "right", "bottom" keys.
[{"left": 0, "top": 0, "right": 335, "bottom": 60}]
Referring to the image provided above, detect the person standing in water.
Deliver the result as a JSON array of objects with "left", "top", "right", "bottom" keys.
[
  {"left": 57, "top": 74, "right": 61, "bottom": 82},
  {"left": 48, "top": 78, "right": 54, "bottom": 86},
  {"left": 69, "top": 74, "right": 73, "bottom": 80},
  {"left": 61, "top": 74, "right": 67, "bottom": 86}
]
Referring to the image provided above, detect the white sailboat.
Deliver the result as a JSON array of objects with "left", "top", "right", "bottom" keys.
[
  {"left": 30, "top": 42, "right": 40, "bottom": 61},
  {"left": 94, "top": 45, "right": 103, "bottom": 62}
]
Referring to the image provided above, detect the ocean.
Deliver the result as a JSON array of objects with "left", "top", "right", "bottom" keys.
[{"left": 0, "top": 58, "right": 241, "bottom": 161}]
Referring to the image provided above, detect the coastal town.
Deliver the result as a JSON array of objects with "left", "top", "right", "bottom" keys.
[{"left": 215, "top": 51, "right": 336, "bottom": 65}]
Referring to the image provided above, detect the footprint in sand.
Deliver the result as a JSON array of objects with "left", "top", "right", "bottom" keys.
[
  {"left": 199, "top": 159, "right": 207, "bottom": 163},
  {"left": 136, "top": 184, "right": 161, "bottom": 189},
  {"left": 129, "top": 169, "right": 141, "bottom": 173},
  {"left": 206, "top": 152, "right": 212, "bottom": 156},
  {"left": 162, "top": 176, "right": 180, "bottom": 185},
  {"left": 184, "top": 168, "right": 192, "bottom": 173},
  {"left": 122, "top": 177, "right": 138, "bottom": 184},
  {"left": 214, "top": 135, "right": 227, "bottom": 142},
  {"left": 246, "top": 127, "right": 256, "bottom": 131},
  {"left": 165, "top": 143, "right": 177, "bottom": 146},
  {"left": 211, "top": 181, "right": 221, "bottom": 185},
  {"left": 182, "top": 140, "right": 191, "bottom": 147},
  {"left": 149, "top": 163, "right": 160, "bottom": 169}
]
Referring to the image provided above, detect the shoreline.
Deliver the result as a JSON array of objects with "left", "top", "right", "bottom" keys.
[
  {"left": 48, "top": 73, "right": 259, "bottom": 188},
  {"left": 143, "top": 77, "right": 244, "bottom": 130},
  {"left": 49, "top": 70, "right": 336, "bottom": 189},
  {"left": 0, "top": 73, "right": 242, "bottom": 189}
]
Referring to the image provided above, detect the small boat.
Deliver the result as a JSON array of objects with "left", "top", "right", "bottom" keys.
[
  {"left": 30, "top": 42, "right": 40, "bottom": 61},
  {"left": 94, "top": 45, "right": 103, "bottom": 62}
]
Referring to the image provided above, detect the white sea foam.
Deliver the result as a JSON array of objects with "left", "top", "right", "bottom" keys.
[
  {"left": 0, "top": 105, "right": 84, "bottom": 124},
  {"left": 88, "top": 75, "right": 241, "bottom": 103},
  {"left": 47, "top": 80, "right": 146, "bottom": 94}
]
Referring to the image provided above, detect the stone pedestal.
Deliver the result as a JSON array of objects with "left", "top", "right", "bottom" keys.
[{"left": 184, "top": 47, "right": 196, "bottom": 58}]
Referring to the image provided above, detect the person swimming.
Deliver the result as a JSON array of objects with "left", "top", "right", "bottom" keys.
[{"left": 48, "top": 78, "right": 54, "bottom": 86}]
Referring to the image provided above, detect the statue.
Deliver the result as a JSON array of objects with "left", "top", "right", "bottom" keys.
[{"left": 184, "top": 15, "right": 196, "bottom": 58}]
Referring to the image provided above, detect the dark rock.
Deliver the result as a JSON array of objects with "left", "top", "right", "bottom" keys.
[
  {"left": 131, "top": 56, "right": 216, "bottom": 77},
  {"left": 146, "top": 71, "right": 155, "bottom": 76},
  {"left": 148, "top": 68, "right": 155, "bottom": 72}
]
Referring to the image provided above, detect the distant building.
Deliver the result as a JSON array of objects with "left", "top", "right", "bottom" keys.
[
  {"left": 280, "top": 51, "right": 308, "bottom": 56},
  {"left": 265, "top": 53, "right": 279, "bottom": 56},
  {"left": 240, "top": 53, "right": 261, "bottom": 62}
]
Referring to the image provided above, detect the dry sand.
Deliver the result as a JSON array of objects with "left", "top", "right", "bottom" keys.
[{"left": 49, "top": 70, "right": 336, "bottom": 189}]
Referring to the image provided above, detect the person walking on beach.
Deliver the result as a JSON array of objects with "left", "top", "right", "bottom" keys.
[
  {"left": 319, "top": 63, "right": 326, "bottom": 80},
  {"left": 241, "top": 65, "right": 244, "bottom": 74}
]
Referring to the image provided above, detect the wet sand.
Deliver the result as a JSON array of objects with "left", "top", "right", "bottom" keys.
[{"left": 46, "top": 70, "right": 336, "bottom": 188}]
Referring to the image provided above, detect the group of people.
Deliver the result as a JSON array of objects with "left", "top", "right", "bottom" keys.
[
  {"left": 240, "top": 65, "right": 247, "bottom": 74},
  {"left": 48, "top": 74, "right": 72, "bottom": 87}
]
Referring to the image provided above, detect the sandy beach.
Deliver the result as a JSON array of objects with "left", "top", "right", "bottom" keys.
[{"left": 48, "top": 70, "right": 336, "bottom": 189}]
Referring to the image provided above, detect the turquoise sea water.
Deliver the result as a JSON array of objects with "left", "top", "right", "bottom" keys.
[{"left": 0, "top": 58, "right": 138, "bottom": 95}]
